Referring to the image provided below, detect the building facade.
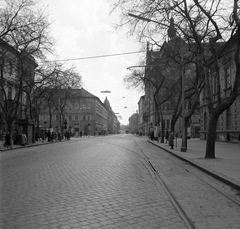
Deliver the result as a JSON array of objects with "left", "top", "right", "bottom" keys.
[
  {"left": 138, "top": 96, "right": 146, "bottom": 135},
  {"left": 128, "top": 113, "right": 138, "bottom": 134},
  {"left": 143, "top": 40, "right": 184, "bottom": 138},
  {"left": 141, "top": 36, "right": 239, "bottom": 142},
  {"left": 104, "top": 97, "right": 120, "bottom": 134},
  {"left": 199, "top": 36, "right": 240, "bottom": 142},
  {"left": 0, "top": 38, "right": 37, "bottom": 143},
  {"left": 39, "top": 88, "right": 109, "bottom": 136}
]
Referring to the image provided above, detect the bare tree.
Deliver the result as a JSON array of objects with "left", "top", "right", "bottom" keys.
[
  {"left": 0, "top": 0, "right": 54, "bottom": 134},
  {"left": 30, "top": 61, "right": 82, "bottom": 133},
  {"left": 111, "top": 0, "right": 240, "bottom": 158}
]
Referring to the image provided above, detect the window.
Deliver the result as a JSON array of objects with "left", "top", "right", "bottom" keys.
[
  {"left": 225, "top": 66, "right": 231, "bottom": 89},
  {"left": 88, "top": 115, "right": 91, "bottom": 120},
  {"left": 75, "top": 115, "right": 78, "bottom": 120},
  {"left": 83, "top": 115, "right": 86, "bottom": 121},
  {"left": 43, "top": 115, "right": 47, "bottom": 121},
  {"left": 212, "top": 72, "right": 217, "bottom": 94},
  {"left": 166, "top": 119, "right": 170, "bottom": 129},
  {"left": 226, "top": 108, "right": 231, "bottom": 130},
  {"left": 164, "top": 102, "right": 170, "bottom": 110},
  {"left": 7, "top": 87, "right": 12, "bottom": 100},
  {"left": 8, "top": 62, "right": 13, "bottom": 75},
  {"left": 69, "top": 115, "right": 72, "bottom": 121}
]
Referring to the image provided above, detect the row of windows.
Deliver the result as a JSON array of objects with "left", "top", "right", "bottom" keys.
[
  {"left": 41, "top": 114, "right": 92, "bottom": 121},
  {"left": 204, "top": 64, "right": 232, "bottom": 97}
]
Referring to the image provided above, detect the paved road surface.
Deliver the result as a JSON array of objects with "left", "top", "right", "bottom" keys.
[
  {"left": 1, "top": 135, "right": 240, "bottom": 229},
  {"left": 1, "top": 135, "right": 187, "bottom": 229}
]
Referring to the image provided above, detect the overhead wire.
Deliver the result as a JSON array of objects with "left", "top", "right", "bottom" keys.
[{"left": 39, "top": 50, "right": 145, "bottom": 63}]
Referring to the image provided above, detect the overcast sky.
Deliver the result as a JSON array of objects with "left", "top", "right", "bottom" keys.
[{"left": 39, "top": 0, "right": 144, "bottom": 125}]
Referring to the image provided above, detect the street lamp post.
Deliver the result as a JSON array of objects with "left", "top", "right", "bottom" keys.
[
  {"left": 79, "top": 108, "right": 81, "bottom": 137},
  {"left": 180, "top": 43, "right": 186, "bottom": 152},
  {"left": 58, "top": 97, "right": 61, "bottom": 134}
]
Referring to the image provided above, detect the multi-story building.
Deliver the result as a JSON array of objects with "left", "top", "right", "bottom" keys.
[
  {"left": 39, "top": 88, "right": 109, "bottom": 136},
  {"left": 143, "top": 40, "right": 183, "bottom": 137},
  {"left": 0, "top": 38, "right": 37, "bottom": 143},
  {"left": 199, "top": 35, "right": 240, "bottom": 142},
  {"left": 142, "top": 34, "right": 239, "bottom": 142},
  {"left": 129, "top": 113, "right": 138, "bottom": 134},
  {"left": 142, "top": 33, "right": 201, "bottom": 139},
  {"left": 104, "top": 97, "right": 120, "bottom": 134},
  {"left": 138, "top": 96, "right": 146, "bottom": 135}
]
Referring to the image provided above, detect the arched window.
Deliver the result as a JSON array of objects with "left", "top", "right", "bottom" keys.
[
  {"left": 225, "top": 65, "right": 231, "bottom": 89},
  {"left": 8, "top": 61, "right": 13, "bottom": 75},
  {"left": 7, "top": 86, "right": 12, "bottom": 100}
]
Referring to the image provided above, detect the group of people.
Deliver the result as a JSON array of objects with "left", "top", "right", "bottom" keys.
[
  {"left": 3, "top": 130, "right": 28, "bottom": 148},
  {"left": 149, "top": 129, "right": 175, "bottom": 149},
  {"left": 37, "top": 129, "right": 62, "bottom": 143}
]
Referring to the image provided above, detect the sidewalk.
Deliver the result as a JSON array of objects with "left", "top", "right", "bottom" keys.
[
  {"left": 148, "top": 138, "right": 240, "bottom": 189},
  {"left": 0, "top": 139, "right": 62, "bottom": 152}
]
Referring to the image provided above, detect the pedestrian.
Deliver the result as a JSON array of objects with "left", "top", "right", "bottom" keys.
[
  {"left": 47, "top": 130, "right": 51, "bottom": 142},
  {"left": 13, "top": 129, "right": 18, "bottom": 145},
  {"left": 158, "top": 130, "right": 161, "bottom": 142},
  {"left": 169, "top": 131, "right": 174, "bottom": 149},
  {"left": 165, "top": 129, "right": 169, "bottom": 144},
  {"left": 150, "top": 130, "right": 154, "bottom": 141},
  {"left": 22, "top": 134, "right": 27, "bottom": 146},
  {"left": 5, "top": 132, "right": 12, "bottom": 148},
  {"left": 42, "top": 131, "right": 45, "bottom": 143},
  {"left": 238, "top": 133, "right": 240, "bottom": 148},
  {"left": 58, "top": 132, "right": 62, "bottom": 141}
]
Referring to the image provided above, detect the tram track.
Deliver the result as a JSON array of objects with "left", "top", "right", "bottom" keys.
[
  {"left": 90, "top": 137, "right": 195, "bottom": 228},
  {"left": 89, "top": 136, "right": 240, "bottom": 229},
  {"left": 145, "top": 140, "right": 240, "bottom": 206}
]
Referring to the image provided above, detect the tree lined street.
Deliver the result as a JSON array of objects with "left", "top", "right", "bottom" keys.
[
  {"left": 1, "top": 136, "right": 186, "bottom": 229},
  {"left": 1, "top": 135, "right": 240, "bottom": 229}
]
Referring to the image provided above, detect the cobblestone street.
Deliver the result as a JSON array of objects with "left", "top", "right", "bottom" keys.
[{"left": 0, "top": 136, "right": 187, "bottom": 229}]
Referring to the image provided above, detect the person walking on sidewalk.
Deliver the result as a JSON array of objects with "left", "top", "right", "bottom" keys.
[
  {"left": 165, "top": 129, "right": 169, "bottom": 144},
  {"left": 5, "top": 132, "right": 12, "bottom": 148},
  {"left": 169, "top": 131, "right": 174, "bottom": 149}
]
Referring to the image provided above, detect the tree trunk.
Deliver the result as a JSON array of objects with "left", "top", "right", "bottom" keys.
[
  {"left": 205, "top": 113, "right": 218, "bottom": 159},
  {"left": 161, "top": 119, "right": 165, "bottom": 143}
]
